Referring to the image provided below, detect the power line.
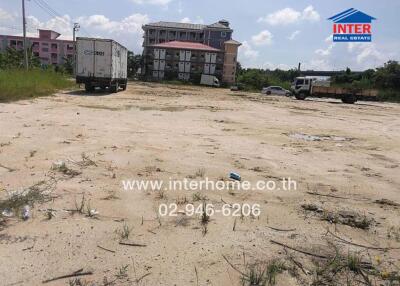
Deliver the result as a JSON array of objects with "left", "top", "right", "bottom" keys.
[
  {"left": 32, "top": 0, "right": 58, "bottom": 19},
  {"left": 31, "top": 0, "right": 92, "bottom": 37},
  {"left": 36, "top": 0, "right": 63, "bottom": 18}
]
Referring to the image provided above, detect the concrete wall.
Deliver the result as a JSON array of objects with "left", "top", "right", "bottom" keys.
[{"left": 222, "top": 43, "right": 240, "bottom": 84}]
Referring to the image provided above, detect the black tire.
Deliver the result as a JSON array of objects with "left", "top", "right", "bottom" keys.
[
  {"left": 85, "top": 83, "right": 94, "bottom": 92},
  {"left": 266, "top": 91, "right": 271, "bottom": 95},
  {"left": 121, "top": 83, "right": 127, "bottom": 91},
  {"left": 285, "top": 92, "right": 291, "bottom": 97},
  {"left": 342, "top": 94, "right": 357, "bottom": 104},
  {"left": 110, "top": 82, "right": 119, "bottom": 93},
  {"left": 295, "top": 92, "right": 307, "bottom": 100}
]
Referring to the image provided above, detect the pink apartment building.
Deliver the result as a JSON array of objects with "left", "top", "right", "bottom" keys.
[{"left": 0, "top": 29, "right": 74, "bottom": 66}]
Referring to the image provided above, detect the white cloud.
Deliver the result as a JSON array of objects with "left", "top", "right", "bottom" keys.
[
  {"left": 26, "top": 15, "right": 72, "bottom": 39},
  {"left": 347, "top": 43, "right": 386, "bottom": 64},
  {"left": 180, "top": 17, "right": 191, "bottom": 23},
  {"left": 302, "top": 5, "right": 320, "bottom": 22},
  {"left": 258, "top": 6, "right": 320, "bottom": 25},
  {"left": 180, "top": 16, "right": 204, "bottom": 24},
  {"left": 325, "top": 34, "right": 333, "bottom": 43},
  {"left": 239, "top": 41, "right": 259, "bottom": 60},
  {"left": 303, "top": 58, "right": 332, "bottom": 70},
  {"left": 0, "top": 8, "right": 14, "bottom": 21},
  {"left": 262, "top": 62, "right": 291, "bottom": 70},
  {"left": 288, "top": 30, "right": 300, "bottom": 40},
  {"left": 258, "top": 8, "right": 300, "bottom": 25},
  {"left": 77, "top": 13, "right": 149, "bottom": 34},
  {"left": 251, "top": 30, "right": 273, "bottom": 46},
  {"left": 315, "top": 43, "right": 335, "bottom": 57},
  {"left": 130, "top": 0, "right": 173, "bottom": 5}
]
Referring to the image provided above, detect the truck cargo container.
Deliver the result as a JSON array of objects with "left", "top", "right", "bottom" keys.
[{"left": 76, "top": 37, "right": 128, "bottom": 93}]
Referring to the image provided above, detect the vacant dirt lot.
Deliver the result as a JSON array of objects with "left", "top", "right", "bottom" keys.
[{"left": 1, "top": 82, "right": 399, "bottom": 285}]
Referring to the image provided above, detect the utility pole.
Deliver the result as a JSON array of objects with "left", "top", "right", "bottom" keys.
[
  {"left": 72, "top": 23, "right": 80, "bottom": 76},
  {"left": 22, "top": 0, "right": 28, "bottom": 70}
]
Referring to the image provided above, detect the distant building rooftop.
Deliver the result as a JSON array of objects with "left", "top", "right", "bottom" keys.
[
  {"left": 144, "top": 20, "right": 232, "bottom": 31},
  {"left": 150, "top": 41, "right": 221, "bottom": 52}
]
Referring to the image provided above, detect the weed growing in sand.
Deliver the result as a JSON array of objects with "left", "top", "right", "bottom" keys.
[
  {"left": 192, "top": 192, "right": 207, "bottom": 202},
  {"left": 224, "top": 255, "right": 285, "bottom": 286},
  {"left": 74, "top": 195, "right": 86, "bottom": 214},
  {"left": 188, "top": 168, "right": 206, "bottom": 179},
  {"left": 176, "top": 196, "right": 188, "bottom": 205},
  {"left": 156, "top": 190, "right": 166, "bottom": 200},
  {"left": 116, "top": 223, "right": 132, "bottom": 240},
  {"left": 68, "top": 278, "right": 91, "bottom": 286},
  {"left": 0, "top": 179, "right": 55, "bottom": 218},
  {"left": 200, "top": 202, "right": 210, "bottom": 225},
  {"left": 200, "top": 202, "right": 210, "bottom": 236},
  {"left": 116, "top": 265, "right": 129, "bottom": 279}
]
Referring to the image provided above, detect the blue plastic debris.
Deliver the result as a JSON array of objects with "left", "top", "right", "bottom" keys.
[{"left": 229, "top": 172, "right": 241, "bottom": 181}]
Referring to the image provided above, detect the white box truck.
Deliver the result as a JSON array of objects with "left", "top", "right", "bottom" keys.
[
  {"left": 200, "top": 74, "right": 220, "bottom": 87},
  {"left": 76, "top": 37, "right": 128, "bottom": 93}
]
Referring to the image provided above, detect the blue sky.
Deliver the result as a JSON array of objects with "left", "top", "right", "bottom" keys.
[{"left": 1, "top": 0, "right": 399, "bottom": 70}]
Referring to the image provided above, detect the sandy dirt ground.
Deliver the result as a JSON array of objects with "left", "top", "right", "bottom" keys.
[{"left": 0, "top": 82, "right": 400, "bottom": 286}]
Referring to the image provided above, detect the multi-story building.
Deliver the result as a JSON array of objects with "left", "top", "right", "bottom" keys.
[
  {"left": 0, "top": 29, "right": 74, "bottom": 66},
  {"left": 142, "top": 20, "right": 241, "bottom": 84}
]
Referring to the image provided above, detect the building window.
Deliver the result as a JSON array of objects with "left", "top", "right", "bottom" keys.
[
  {"left": 221, "top": 31, "right": 227, "bottom": 38},
  {"left": 42, "top": 48, "right": 49, "bottom": 52}
]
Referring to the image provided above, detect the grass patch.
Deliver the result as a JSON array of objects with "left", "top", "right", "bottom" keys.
[
  {"left": 0, "top": 69, "right": 75, "bottom": 102},
  {"left": 0, "top": 179, "right": 55, "bottom": 219}
]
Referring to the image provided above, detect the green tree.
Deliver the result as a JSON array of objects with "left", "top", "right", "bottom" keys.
[
  {"left": 0, "top": 47, "right": 40, "bottom": 69},
  {"left": 62, "top": 56, "right": 74, "bottom": 74}
]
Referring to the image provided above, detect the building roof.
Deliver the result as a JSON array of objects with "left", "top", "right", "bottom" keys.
[
  {"left": 328, "top": 8, "right": 376, "bottom": 23},
  {"left": 207, "top": 22, "right": 232, "bottom": 30},
  {"left": 150, "top": 41, "right": 221, "bottom": 52},
  {"left": 224, "top": 39, "right": 242, "bottom": 46},
  {"left": 145, "top": 21, "right": 206, "bottom": 30},
  {"left": 144, "top": 20, "right": 232, "bottom": 31}
]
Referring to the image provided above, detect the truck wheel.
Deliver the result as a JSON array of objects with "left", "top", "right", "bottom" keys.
[
  {"left": 85, "top": 83, "right": 94, "bottom": 92},
  {"left": 110, "top": 82, "right": 119, "bottom": 93},
  {"left": 342, "top": 94, "right": 357, "bottom": 104},
  {"left": 266, "top": 91, "right": 271, "bottom": 95},
  {"left": 295, "top": 92, "right": 306, "bottom": 100}
]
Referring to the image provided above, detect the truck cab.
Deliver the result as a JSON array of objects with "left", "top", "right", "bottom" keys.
[
  {"left": 291, "top": 77, "right": 331, "bottom": 100},
  {"left": 291, "top": 77, "right": 312, "bottom": 100}
]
